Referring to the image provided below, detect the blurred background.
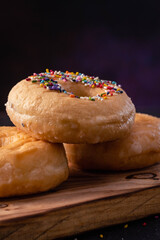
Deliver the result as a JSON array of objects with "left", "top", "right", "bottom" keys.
[{"left": 0, "top": 0, "right": 160, "bottom": 116}]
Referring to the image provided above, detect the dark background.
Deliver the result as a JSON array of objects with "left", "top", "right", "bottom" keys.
[{"left": 0, "top": 0, "right": 160, "bottom": 114}]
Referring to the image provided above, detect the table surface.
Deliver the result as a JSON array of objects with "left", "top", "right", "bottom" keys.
[{"left": 1, "top": 111, "right": 160, "bottom": 240}]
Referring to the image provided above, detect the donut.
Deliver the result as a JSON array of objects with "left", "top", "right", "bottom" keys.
[
  {"left": 0, "top": 127, "right": 68, "bottom": 197},
  {"left": 6, "top": 69, "right": 135, "bottom": 143},
  {"left": 64, "top": 113, "right": 160, "bottom": 171}
]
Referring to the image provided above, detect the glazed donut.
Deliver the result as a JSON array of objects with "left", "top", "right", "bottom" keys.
[
  {"left": 64, "top": 113, "right": 160, "bottom": 171},
  {"left": 6, "top": 69, "right": 135, "bottom": 143},
  {"left": 0, "top": 127, "right": 68, "bottom": 197}
]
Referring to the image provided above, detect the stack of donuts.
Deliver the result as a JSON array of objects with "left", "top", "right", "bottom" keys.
[{"left": 1, "top": 69, "right": 160, "bottom": 197}]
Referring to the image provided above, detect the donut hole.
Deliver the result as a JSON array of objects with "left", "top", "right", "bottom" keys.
[{"left": 59, "top": 80, "right": 102, "bottom": 97}]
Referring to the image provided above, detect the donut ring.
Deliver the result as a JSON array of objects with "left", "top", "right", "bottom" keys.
[
  {"left": 6, "top": 70, "right": 135, "bottom": 143},
  {"left": 64, "top": 113, "right": 160, "bottom": 171},
  {"left": 0, "top": 127, "right": 68, "bottom": 197}
]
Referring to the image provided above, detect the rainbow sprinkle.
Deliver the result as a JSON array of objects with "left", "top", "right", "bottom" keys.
[
  {"left": 124, "top": 224, "right": 128, "bottom": 229},
  {"left": 142, "top": 222, "right": 147, "bottom": 226},
  {"left": 25, "top": 69, "right": 123, "bottom": 101}
]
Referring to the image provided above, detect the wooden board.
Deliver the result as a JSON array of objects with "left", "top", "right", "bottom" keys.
[{"left": 1, "top": 164, "right": 160, "bottom": 240}]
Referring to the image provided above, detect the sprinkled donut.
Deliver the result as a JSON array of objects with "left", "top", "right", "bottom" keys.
[{"left": 6, "top": 69, "right": 135, "bottom": 143}]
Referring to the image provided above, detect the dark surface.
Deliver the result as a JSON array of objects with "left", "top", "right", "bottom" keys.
[
  {"left": 1, "top": 112, "right": 160, "bottom": 240},
  {"left": 61, "top": 215, "right": 160, "bottom": 240}
]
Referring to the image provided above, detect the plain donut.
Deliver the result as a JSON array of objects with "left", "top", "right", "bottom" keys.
[
  {"left": 0, "top": 127, "right": 68, "bottom": 197},
  {"left": 64, "top": 113, "right": 160, "bottom": 171}
]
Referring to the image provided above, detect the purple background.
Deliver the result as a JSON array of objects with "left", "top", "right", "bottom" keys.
[{"left": 1, "top": 1, "right": 160, "bottom": 115}]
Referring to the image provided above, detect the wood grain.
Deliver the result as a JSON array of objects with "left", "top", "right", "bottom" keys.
[{"left": 0, "top": 163, "right": 160, "bottom": 239}]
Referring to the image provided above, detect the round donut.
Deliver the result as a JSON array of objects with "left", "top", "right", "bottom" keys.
[
  {"left": 64, "top": 113, "right": 160, "bottom": 171},
  {"left": 0, "top": 127, "right": 68, "bottom": 197},
  {"left": 6, "top": 70, "right": 135, "bottom": 144}
]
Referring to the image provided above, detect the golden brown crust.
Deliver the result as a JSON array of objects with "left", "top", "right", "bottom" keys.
[
  {"left": 64, "top": 113, "right": 160, "bottom": 171},
  {"left": 0, "top": 127, "right": 69, "bottom": 197},
  {"left": 6, "top": 79, "right": 135, "bottom": 143}
]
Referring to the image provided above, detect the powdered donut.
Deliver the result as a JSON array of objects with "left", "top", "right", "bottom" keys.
[
  {"left": 64, "top": 113, "right": 160, "bottom": 171},
  {"left": 0, "top": 127, "right": 68, "bottom": 197},
  {"left": 6, "top": 70, "right": 135, "bottom": 143}
]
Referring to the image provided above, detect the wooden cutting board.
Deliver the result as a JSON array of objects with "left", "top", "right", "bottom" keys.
[{"left": 1, "top": 164, "right": 160, "bottom": 240}]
